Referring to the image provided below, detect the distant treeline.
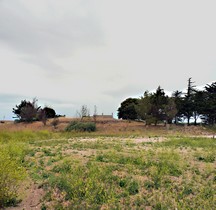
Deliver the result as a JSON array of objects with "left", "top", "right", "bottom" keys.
[{"left": 117, "top": 78, "right": 216, "bottom": 125}]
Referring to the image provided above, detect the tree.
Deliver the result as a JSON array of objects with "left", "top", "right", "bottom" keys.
[
  {"left": 181, "top": 78, "right": 197, "bottom": 125},
  {"left": 13, "top": 98, "right": 40, "bottom": 122},
  {"left": 163, "top": 97, "right": 178, "bottom": 124},
  {"left": 13, "top": 99, "right": 58, "bottom": 124},
  {"left": 136, "top": 91, "right": 154, "bottom": 124},
  {"left": 117, "top": 98, "right": 139, "bottom": 120},
  {"left": 136, "top": 87, "right": 176, "bottom": 125},
  {"left": 37, "top": 108, "right": 47, "bottom": 125},
  {"left": 77, "top": 105, "right": 90, "bottom": 121},
  {"left": 93, "top": 105, "right": 97, "bottom": 122},
  {"left": 37, "top": 107, "right": 56, "bottom": 125},
  {"left": 201, "top": 82, "right": 216, "bottom": 125},
  {"left": 43, "top": 107, "right": 56, "bottom": 118},
  {"left": 172, "top": 90, "right": 184, "bottom": 124},
  {"left": 117, "top": 79, "right": 216, "bottom": 126},
  {"left": 192, "top": 90, "right": 206, "bottom": 125},
  {"left": 150, "top": 86, "right": 169, "bottom": 125}
]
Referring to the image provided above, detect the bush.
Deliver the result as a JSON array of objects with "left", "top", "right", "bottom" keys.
[{"left": 65, "top": 121, "right": 96, "bottom": 132}]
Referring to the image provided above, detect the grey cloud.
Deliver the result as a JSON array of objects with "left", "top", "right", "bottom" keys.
[
  {"left": 0, "top": 1, "right": 104, "bottom": 79},
  {"left": 0, "top": 1, "right": 104, "bottom": 56},
  {"left": 22, "top": 56, "right": 67, "bottom": 76},
  {"left": 39, "top": 97, "right": 78, "bottom": 107},
  {"left": 0, "top": 93, "right": 75, "bottom": 106},
  {"left": 103, "top": 85, "right": 143, "bottom": 99}
]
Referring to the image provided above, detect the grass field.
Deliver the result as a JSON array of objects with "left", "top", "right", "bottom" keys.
[{"left": 0, "top": 120, "right": 215, "bottom": 209}]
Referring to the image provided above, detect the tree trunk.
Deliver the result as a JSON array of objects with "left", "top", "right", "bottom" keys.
[{"left": 187, "top": 116, "right": 190, "bottom": 126}]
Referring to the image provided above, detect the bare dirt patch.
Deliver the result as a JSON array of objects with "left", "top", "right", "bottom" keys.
[
  {"left": 7, "top": 183, "right": 45, "bottom": 210},
  {"left": 133, "top": 137, "right": 166, "bottom": 144}
]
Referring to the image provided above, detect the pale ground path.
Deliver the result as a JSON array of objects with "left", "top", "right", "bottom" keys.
[{"left": 6, "top": 183, "right": 45, "bottom": 210}]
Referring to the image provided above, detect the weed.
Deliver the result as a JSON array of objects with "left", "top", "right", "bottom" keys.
[
  {"left": 39, "top": 159, "right": 44, "bottom": 166},
  {"left": 128, "top": 180, "right": 139, "bottom": 195},
  {"left": 41, "top": 203, "right": 47, "bottom": 210},
  {"left": 46, "top": 158, "right": 58, "bottom": 166},
  {"left": 119, "top": 179, "right": 127, "bottom": 188},
  {"left": 195, "top": 152, "right": 215, "bottom": 163},
  {"left": 41, "top": 148, "right": 55, "bottom": 156},
  {"left": 96, "top": 154, "right": 108, "bottom": 162},
  {"left": 52, "top": 160, "right": 73, "bottom": 173}
]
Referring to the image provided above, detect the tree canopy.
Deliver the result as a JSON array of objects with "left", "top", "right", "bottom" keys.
[
  {"left": 117, "top": 98, "right": 138, "bottom": 120},
  {"left": 13, "top": 98, "right": 40, "bottom": 122},
  {"left": 135, "top": 87, "right": 177, "bottom": 125},
  {"left": 13, "top": 98, "right": 57, "bottom": 123},
  {"left": 117, "top": 79, "right": 216, "bottom": 125}
]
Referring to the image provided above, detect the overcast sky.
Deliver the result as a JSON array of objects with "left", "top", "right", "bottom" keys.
[{"left": 0, "top": 0, "right": 216, "bottom": 120}]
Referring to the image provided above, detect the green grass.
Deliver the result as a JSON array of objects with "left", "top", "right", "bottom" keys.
[
  {"left": 0, "top": 130, "right": 215, "bottom": 209},
  {"left": 158, "top": 136, "right": 216, "bottom": 148},
  {"left": 0, "top": 141, "right": 27, "bottom": 207}
]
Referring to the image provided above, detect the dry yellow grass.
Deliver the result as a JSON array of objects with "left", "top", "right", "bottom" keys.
[{"left": 0, "top": 117, "right": 213, "bottom": 137}]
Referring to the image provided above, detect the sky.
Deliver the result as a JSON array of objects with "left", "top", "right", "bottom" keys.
[{"left": 0, "top": 0, "right": 216, "bottom": 120}]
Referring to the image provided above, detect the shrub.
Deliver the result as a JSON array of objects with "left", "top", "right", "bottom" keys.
[{"left": 65, "top": 121, "right": 96, "bottom": 132}]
